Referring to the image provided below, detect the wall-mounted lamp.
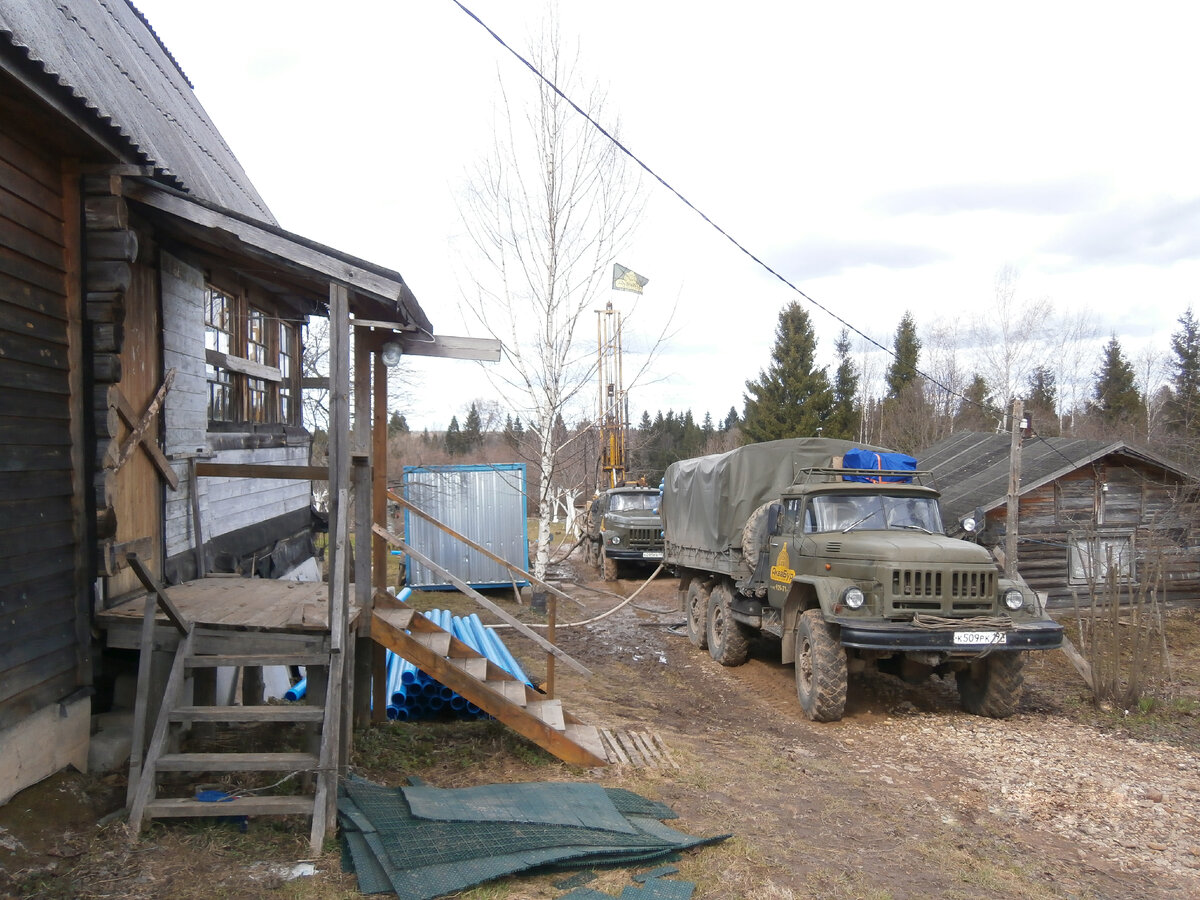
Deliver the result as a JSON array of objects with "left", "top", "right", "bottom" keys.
[{"left": 380, "top": 341, "right": 402, "bottom": 367}]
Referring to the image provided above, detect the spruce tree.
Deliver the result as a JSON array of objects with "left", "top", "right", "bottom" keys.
[
  {"left": 1088, "top": 336, "right": 1142, "bottom": 431},
  {"left": 1168, "top": 307, "right": 1200, "bottom": 437},
  {"left": 954, "top": 374, "right": 994, "bottom": 432},
  {"left": 722, "top": 407, "right": 739, "bottom": 432},
  {"left": 741, "top": 302, "right": 833, "bottom": 443},
  {"left": 885, "top": 312, "right": 922, "bottom": 400},
  {"left": 826, "top": 328, "right": 859, "bottom": 439},
  {"left": 463, "top": 403, "right": 482, "bottom": 451},
  {"left": 1025, "top": 366, "right": 1059, "bottom": 436},
  {"left": 444, "top": 415, "right": 462, "bottom": 455}
]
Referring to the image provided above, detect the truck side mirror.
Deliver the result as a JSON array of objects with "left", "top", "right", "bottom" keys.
[{"left": 767, "top": 502, "right": 782, "bottom": 535}]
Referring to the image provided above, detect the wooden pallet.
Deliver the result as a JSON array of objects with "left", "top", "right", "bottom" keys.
[{"left": 369, "top": 596, "right": 608, "bottom": 768}]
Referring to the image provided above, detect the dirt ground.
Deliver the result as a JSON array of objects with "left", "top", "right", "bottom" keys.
[{"left": 3, "top": 548, "right": 1199, "bottom": 900}]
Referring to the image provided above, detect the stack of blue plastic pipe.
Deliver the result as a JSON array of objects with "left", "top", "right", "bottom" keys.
[
  {"left": 281, "top": 588, "right": 531, "bottom": 721},
  {"left": 383, "top": 607, "right": 533, "bottom": 721}
]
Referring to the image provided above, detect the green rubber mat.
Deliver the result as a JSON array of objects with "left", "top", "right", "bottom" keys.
[
  {"left": 338, "top": 775, "right": 728, "bottom": 899},
  {"left": 403, "top": 782, "right": 637, "bottom": 834}
]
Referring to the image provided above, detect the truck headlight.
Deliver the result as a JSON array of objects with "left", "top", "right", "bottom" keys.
[
  {"left": 1002, "top": 588, "right": 1024, "bottom": 611},
  {"left": 609, "top": 535, "right": 621, "bottom": 545},
  {"left": 842, "top": 586, "right": 865, "bottom": 610}
]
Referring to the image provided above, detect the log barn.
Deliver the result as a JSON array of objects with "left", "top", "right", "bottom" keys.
[{"left": 924, "top": 431, "right": 1199, "bottom": 608}]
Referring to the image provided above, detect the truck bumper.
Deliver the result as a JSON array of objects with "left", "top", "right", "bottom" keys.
[{"left": 835, "top": 619, "right": 1063, "bottom": 653}]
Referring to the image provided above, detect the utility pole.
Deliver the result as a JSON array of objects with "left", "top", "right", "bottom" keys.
[{"left": 1005, "top": 398, "right": 1025, "bottom": 579}]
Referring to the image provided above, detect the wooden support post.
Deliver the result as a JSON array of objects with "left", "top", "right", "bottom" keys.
[
  {"left": 1006, "top": 398, "right": 1025, "bottom": 580},
  {"left": 546, "top": 595, "right": 557, "bottom": 699},
  {"left": 313, "top": 282, "right": 349, "bottom": 852},
  {"left": 371, "top": 351, "right": 389, "bottom": 722},
  {"left": 188, "top": 457, "right": 204, "bottom": 578},
  {"left": 353, "top": 327, "right": 373, "bottom": 729}
]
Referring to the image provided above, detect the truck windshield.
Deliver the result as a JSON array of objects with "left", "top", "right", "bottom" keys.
[
  {"left": 609, "top": 493, "right": 660, "bottom": 512},
  {"left": 808, "top": 495, "right": 943, "bottom": 534}
]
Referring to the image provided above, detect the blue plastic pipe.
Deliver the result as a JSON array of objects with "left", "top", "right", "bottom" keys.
[{"left": 284, "top": 677, "right": 307, "bottom": 702}]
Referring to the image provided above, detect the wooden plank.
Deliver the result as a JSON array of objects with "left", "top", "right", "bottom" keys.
[
  {"left": 145, "top": 796, "right": 313, "bottom": 818},
  {"left": 0, "top": 156, "right": 61, "bottom": 213},
  {"left": 0, "top": 243, "right": 66, "bottom": 295},
  {"left": 185, "top": 653, "right": 329, "bottom": 668},
  {"left": 128, "top": 631, "right": 194, "bottom": 832},
  {"left": 380, "top": 530, "right": 591, "bottom": 677},
  {"left": 599, "top": 728, "right": 630, "bottom": 766},
  {"left": 155, "top": 752, "right": 319, "bottom": 772},
  {"left": 126, "top": 555, "right": 190, "bottom": 635},
  {"left": 615, "top": 731, "right": 646, "bottom": 767},
  {"left": 195, "top": 462, "right": 328, "bottom": 481},
  {"left": 525, "top": 699, "right": 565, "bottom": 731},
  {"left": 126, "top": 592, "right": 156, "bottom": 807},
  {"left": 112, "top": 368, "right": 175, "bottom": 472},
  {"left": 205, "top": 347, "right": 282, "bottom": 382},
  {"left": 167, "top": 706, "right": 325, "bottom": 723},
  {"left": 111, "top": 387, "right": 180, "bottom": 490}
]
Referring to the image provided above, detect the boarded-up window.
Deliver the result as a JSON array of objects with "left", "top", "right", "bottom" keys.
[{"left": 1068, "top": 532, "right": 1133, "bottom": 585}]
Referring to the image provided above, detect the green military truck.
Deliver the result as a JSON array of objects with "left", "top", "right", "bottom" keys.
[
  {"left": 581, "top": 484, "right": 665, "bottom": 580},
  {"left": 663, "top": 438, "right": 1063, "bottom": 721}
]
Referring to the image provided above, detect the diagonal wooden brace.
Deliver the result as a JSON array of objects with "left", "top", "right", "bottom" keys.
[
  {"left": 109, "top": 368, "right": 177, "bottom": 481},
  {"left": 111, "top": 385, "right": 179, "bottom": 489},
  {"left": 126, "top": 553, "right": 191, "bottom": 635}
]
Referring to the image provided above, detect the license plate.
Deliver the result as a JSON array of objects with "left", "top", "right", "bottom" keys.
[
  {"left": 643, "top": 551, "right": 664, "bottom": 559},
  {"left": 953, "top": 630, "right": 1007, "bottom": 646}
]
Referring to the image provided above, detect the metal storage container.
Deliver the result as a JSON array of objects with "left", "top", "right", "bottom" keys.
[{"left": 402, "top": 464, "right": 530, "bottom": 590}]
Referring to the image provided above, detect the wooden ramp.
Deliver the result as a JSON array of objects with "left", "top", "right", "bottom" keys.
[{"left": 370, "top": 595, "right": 608, "bottom": 768}]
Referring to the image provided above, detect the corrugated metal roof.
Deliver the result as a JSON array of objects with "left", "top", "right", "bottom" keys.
[
  {"left": 923, "top": 431, "right": 1190, "bottom": 525},
  {"left": 0, "top": 0, "right": 275, "bottom": 223}
]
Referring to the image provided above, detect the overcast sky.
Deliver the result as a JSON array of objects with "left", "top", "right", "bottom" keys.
[{"left": 130, "top": 0, "right": 1200, "bottom": 430}]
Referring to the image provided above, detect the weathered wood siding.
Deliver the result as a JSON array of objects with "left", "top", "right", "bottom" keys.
[
  {"left": 0, "top": 124, "right": 87, "bottom": 731},
  {"left": 160, "top": 252, "right": 313, "bottom": 582},
  {"left": 1000, "top": 460, "right": 1200, "bottom": 607}
]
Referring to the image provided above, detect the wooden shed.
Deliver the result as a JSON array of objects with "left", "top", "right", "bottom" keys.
[{"left": 923, "top": 431, "right": 1200, "bottom": 607}]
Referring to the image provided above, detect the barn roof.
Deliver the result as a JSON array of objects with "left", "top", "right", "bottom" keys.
[
  {"left": 922, "top": 431, "right": 1192, "bottom": 527},
  {"left": 0, "top": 0, "right": 275, "bottom": 222}
]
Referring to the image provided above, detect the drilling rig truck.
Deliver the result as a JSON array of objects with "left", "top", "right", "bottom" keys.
[{"left": 663, "top": 438, "right": 1063, "bottom": 721}]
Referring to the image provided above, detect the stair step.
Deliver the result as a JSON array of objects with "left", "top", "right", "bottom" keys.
[
  {"left": 374, "top": 607, "right": 415, "bottom": 631},
  {"left": 156, "top": 752, "right": 319, "bottom": 772},
  {"left": 186, "top": 653, "right": 328, "bottom": 668},
  {"left": 525, "top": 699, "right": 565, "bottom": 731},
  {"left": 447, "top": 656, "right": 488, "bottom": 679},
  {"left": 144, "top": 796, "right": 314, "bottom": 819},
  {"left": 411, "top": 632, "right": 451, "bottom": 655},
  {"left": 486, "top": 679, "right": 528, "bottom": 705},
  {"left": 564, "top": 724, "right": 607, "bottom": 762},
  {"left": 168, "top": 705, "right": 325, "bottom": 723}
]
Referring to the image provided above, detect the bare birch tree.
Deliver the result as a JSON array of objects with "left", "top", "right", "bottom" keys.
[
  {"left": 970, "top": 265, "right": 1053, "bottom": 423},
  {"left": 458, "top": 18, "right": 643, "bottom": 580}
]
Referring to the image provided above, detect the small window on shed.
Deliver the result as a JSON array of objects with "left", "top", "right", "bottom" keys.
[
  {"left": 205, "top": 287, "right": 234, "bottom": 422},
  {"left": 1068, "top": 533, "right": 1133, "bottom": 585}
]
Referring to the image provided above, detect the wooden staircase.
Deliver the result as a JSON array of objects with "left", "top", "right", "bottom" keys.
[
  {"left": 369, "top": 594, "right": 608, "bottom": 768},
  {"left": 125, "top": 627, "right": 337, "bottom": 845}
]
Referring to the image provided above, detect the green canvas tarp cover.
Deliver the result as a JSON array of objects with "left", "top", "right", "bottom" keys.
[
  {"left": 338, "top": 776, "right": 728, "bottom": 899},
  {"left": 663, "top": 438, "right": 886, "bottom": 554}
]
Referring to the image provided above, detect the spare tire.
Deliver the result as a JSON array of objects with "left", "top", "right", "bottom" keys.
[{"left": 741, "top": 501, "right": 775, "bottom": 568}]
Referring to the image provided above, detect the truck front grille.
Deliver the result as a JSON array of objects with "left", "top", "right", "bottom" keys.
[
  {"left": 627, "top": 527, "right": 663, "bottom": 547},
  {"left": 889, "top": 568, "right": 995, "bottom": 613}
]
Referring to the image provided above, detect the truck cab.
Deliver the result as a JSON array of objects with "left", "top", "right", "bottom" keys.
[
  {"left": 754, "top": 471, "right": 1062, "bottom": 720},
  {"left": 582, "top": 485, "right": 664, "bottom": 580}
]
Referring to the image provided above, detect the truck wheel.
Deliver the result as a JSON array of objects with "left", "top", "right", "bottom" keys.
[
  {"left": 956, "top": 652, "right": 1024, "bottom": 718},
  {"left": 601, "top": 548, "right": 619, "bottom": 581},
  {"left": 685, "top": 579, "right": 710, "bottom": 650},
  {"left": 707, "top": 581, "right": 750, "bottom": 666},
  {"left": 795, "top": 609, "right": 847, "bottom": 722}
]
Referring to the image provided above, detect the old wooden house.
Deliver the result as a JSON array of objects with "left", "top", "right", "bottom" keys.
[
  {"left": 1, "top": 0, "right": 605, "bottom": 845},
  {"left": 923, "top": 431, "right": 1200, "bottom": 607}
]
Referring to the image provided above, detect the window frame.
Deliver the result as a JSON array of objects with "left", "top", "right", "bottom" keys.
[{"left": 203, "top": 282, "right": 301, "bottom": 428}]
